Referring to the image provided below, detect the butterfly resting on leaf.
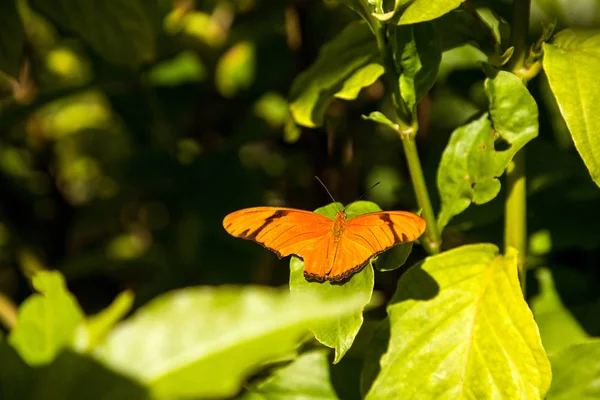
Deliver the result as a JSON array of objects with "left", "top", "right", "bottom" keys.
[{"left": 223, "top": 205, "right": 426, "bottom": 283}]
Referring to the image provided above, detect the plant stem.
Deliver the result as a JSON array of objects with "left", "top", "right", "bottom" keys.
[
  {"left": 374, "top": 24, "right": 441, "bottom": 255},
  {"left": 505, "top": 0, "right": 531, "bottom": 295},
  {"left": 401, "top": 136, "right": 440, "bottom": 254},
  {"left": 504, "top": 152, "right": 527, "bottom": 293}
]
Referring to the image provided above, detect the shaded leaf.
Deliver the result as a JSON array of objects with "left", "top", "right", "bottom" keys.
[
  {"left": 359, "top": 318, "right": 390, "bottom": 397},
  {"left": 93, "top": 285, "right": 368, "bottom": 399},
  {"left": 367, "top": 244, "right": 551, "bottom": 399},
  {"left": 543, "top": 29, "right": 600, "bottom": 186},
  {"left": 33, "top": 351, "right": 150, "bottom": 400},
  {"left": 289, "top": 21, "right": 381, "bottom": 128},
  {"left": 30, "top": 0, "right": 155, "bottom": 69},
  {"left": 547, "top": 339, "right": 600, "bottom": 400},
  {"left": 290, "top": 201, "right": 378, "bottom": 364},
  {"left": 374, "top": 241, "right": 413, "bottom": 272},
  {"left": 531, "top": 268, "right": 588, "bottom": 354},
  {"left": 9, "top": 271, "right": 84, "bottom": 366},
  {"left": 0, "top": 0, "right": 25, "bottom": 78},
  {"left": 240, "top": 350, "right": 339, "bottom": 400},
  {"left": 393, "top": 23, "right": 441, "bottom": 110},
  {"left": 437, "top": 71, "right": 538, "bottom": 230}
]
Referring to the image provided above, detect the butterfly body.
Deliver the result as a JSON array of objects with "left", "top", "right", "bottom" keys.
[{"left": 223, "top": 206, "right": 426, "bottom": 282}]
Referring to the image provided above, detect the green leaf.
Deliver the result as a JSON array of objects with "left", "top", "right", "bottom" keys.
[
  {"left": 93, "top": 285, "right": 368, "bottom": 399},
  {"left": 373, "top": 0, "right": 465, "bottom": 25},
  {"left": 547, "top": 339, "right": 600, "bottom": 400},
  {"left": 289, "top": 201, "right": 378, "bottom": 364},
  {"left": 148, "top": 51, "right": 207, "bottom": 87},
  {"left": 240, "top": 350, "right": 339, "bottom": 400},
  {"left": 530, "top": 268, "right": 588, "bottom": 354},
  {"left": 437, "top": 70, "right": 538, "bottom": 230},
  {"left": 289, "top": 21, "right": 382, "bottom": 128},
  {"left": 335, "top": 63, "right": 385, "bottom": 100},
  {"left": 366, "top": 244, "right": 552, "bottom": 399},
  {"left": 9, "top": 271, "right": 85, "bottom": 366},
  {"left": 30, "top": 0, "right": 155, "bottom": 69},
  {"left": 393, "top": 23, "right": 441, "bottom": 111},
  {"left": 0, "top": 0, "right": 25, "bottom": 78},
  {"left": 374, "top": 241, "right": 413, "bottom": 272},
  {"left": 216, "top": 41, "right": 256, "bottom": 98},
  {"left": 73, "top": 290, "right": 134, "bottom": 353},
  {"left": 362, "top": 111, "right": 399, "bottom": 132},
  {"left": 543, "top": 29, "right": 600, "bottom": 186}
]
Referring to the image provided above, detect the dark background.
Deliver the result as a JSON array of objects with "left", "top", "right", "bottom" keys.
[{"left": 0, "top": 0, "right": 598, "bottom": 337}]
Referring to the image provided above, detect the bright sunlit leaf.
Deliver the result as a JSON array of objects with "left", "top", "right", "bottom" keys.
[
  {"left": 437, "top": 70, "right": 538, "bottom": 230},
  {"left": 366, "top": 244, "right": 551, "bottom": 399},
  {"left": 93, "top": 285, "right": 369, "bottom": 399},
  {"left": 543, "top": 29, "right": 600, "bottom": 187}
]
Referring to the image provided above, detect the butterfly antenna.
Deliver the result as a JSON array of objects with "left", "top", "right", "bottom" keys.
[
  {"left": 343, "top": 182, "right": 380, "bottom": 211},
  {"left": 315, "top": 176, "right": 338, "bottom": 204}
]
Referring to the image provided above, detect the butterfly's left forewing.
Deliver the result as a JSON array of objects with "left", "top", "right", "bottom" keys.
[{"left": 223, "top": 207, "right": 333, "bottom": 260}]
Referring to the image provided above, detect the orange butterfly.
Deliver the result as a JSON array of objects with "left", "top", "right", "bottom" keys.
[{"left": 223, "top": 205, "right": 426, "bottom": 282}]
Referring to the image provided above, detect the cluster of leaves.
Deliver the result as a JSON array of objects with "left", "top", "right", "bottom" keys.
[{"left": 1, "top": 0, "right": 600, "bottom": 399}]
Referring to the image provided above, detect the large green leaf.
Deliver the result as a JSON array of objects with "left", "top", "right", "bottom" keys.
[
  {"left": 289, "top": 201, "right": 378, "bottom": 364},
  {"left": 543, "top": 29, "right": 600, "bottom": 186},
  {"left": 30, "top": 0, "right": 155, "bottom": 68},
  {"left": 289, "top": 21, "right": 383, "bottom": 128},
  {"left": 547, "top": 339, "right": 600, "bottom": 399},
  {"left": 393, "top": 23, "right": 441, "bottom": 111},
  {"left": 373, "top": 0, "right": 465, "bottom": 25},
  {"left": 366, "top": 244, "right": 551, "bottom": 399},
  {"left": 437, "top": 70, "right": 538, "bottom": 231},
  {"left": 0, "top": 0, "right": 25, "bottom": 78},
  {"left": 530, "top": 268, "right": 588, "bottom": 354},
  {"left": 93, "top": 285, "right": 369, "bottom": 399},
  {"left": 240, "top": 350, "right": 339, "bottom": 400},
  {"left": 9, "top": 271, "right": 85, "bottom": 366}
]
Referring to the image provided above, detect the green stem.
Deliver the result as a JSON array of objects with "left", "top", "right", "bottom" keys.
[
  {"left": 401, "top": 136, "right": 441, "bottom": 254},
  {"left": 504, "top": 152, "right": 527, "bottom": 293},
  {"left": 505, "top": 0, "right": 531, "bottom": 295},
  {"left": 374, "top": 24, "right": 441, "bottom": 255}
]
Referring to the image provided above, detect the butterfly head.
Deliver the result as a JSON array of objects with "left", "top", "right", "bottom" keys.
[{"left": 335, "top": 210, "right": 347, "bottom": 220}]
